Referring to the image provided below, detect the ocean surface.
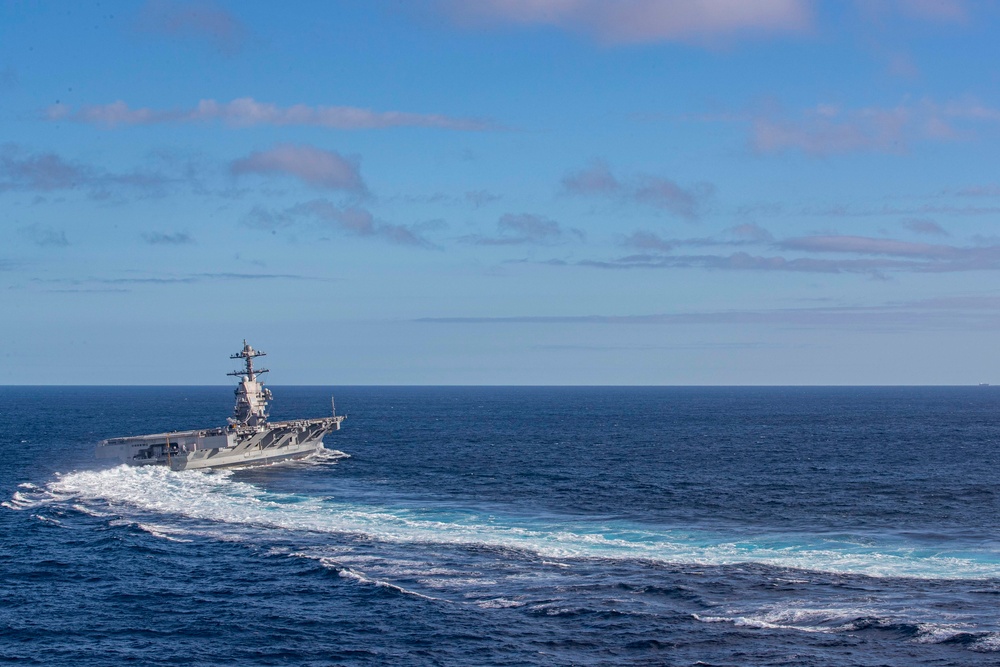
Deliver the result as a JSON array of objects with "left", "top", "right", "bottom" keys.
[{"left": 3, "top": 386, "right": 1000, "bottom": 666}]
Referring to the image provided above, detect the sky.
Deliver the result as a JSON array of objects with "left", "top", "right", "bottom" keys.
[{"left": 3, "top": 0, "right": 1000, "bottom": 385}]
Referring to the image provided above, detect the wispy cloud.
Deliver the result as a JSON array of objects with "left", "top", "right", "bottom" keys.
[
  {"left": 634, "top": 175, "right": 714, "bottom": 220},
  {"left": 728, "top": 223, "right": 775, "bottom": 243},
  {"left": 142, "top": 231, "right": 194, "bottom": 245},
  {"left": 0, "top": 144, "right": 175, "bottom": 197},
  {"left": 19, "top": 224, "right": 69, "bottom": 247},
  {"left": 578, "top": 252, "right": 910, "bottom": 276},
  {"left": 902, "top": 219, "right": 948, "bottom": 236},
  {"left": 244, "top": 199, "right": 434, "bottom": 247},
  {"left": 290, "top": 199, "right": 432, "bottom": 246},
  {"left": 562, "top": 159, "right": 713, "bottom": 220},
  {"left": 623, "top": 223, "right": 773, "bottom": 252},
  {"left": 622, "top": 230, "right": 675, "bottom": 252},
  {"left": 461, "top": 213, "right": 583, "bottom": 246},
  {"left": 676, "top": 97, "right": 1000, "bottom": 157},
  {"left": 802, "top": 202, "right": 1000, "bottom": 218},
  {"left": 777, "top": 235, "right": 960, "bottom": 259},
  {"left": 242, "top": 206, "right": 295, "bottom": 230},
  {"left": 749, "top": 99, "right": 1000, "bottom": 156},
  {"left": 956, "top": 184, "right": 1000, "bottom": 197},
  {"left": 752, "top": 104, "right": 913, "bottom": 155},
  {"left": 135, "top": 0, "right": 248, "bottom": 54},
  {"left": 0, "top": 148, "right": 86, "bottom": 191},
  {"left": 465, "top": 190, "right": 502, "bottom": 208},
  {"left": 416, "top": 294, "right": 1000, "bottom": 332},
  {"left": 562, "top": 159, "right": 621, "bottom": 195},
  {"left": 46, "top": 97, "right": 496, "bottom": 131},
  {"left": 439, "top": 0, "right": 813, "bottom": 45},
  {"left": 32, "top": 272, "right": 319, "bottom": 290},
  {"left": 230, "top": 144, "right": 366, "bottom": 193},
  {"left": 541, "top": 229, "right": 1000, "bottom": 277}
]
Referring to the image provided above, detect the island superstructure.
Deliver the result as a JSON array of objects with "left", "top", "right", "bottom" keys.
[{"left": 96, "top": 341, "right": 345, "bottom": 470}]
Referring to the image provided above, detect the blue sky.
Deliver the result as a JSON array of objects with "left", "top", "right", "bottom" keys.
[{"left": 3, "top": 0, "right": 1000, "bottom": 385}]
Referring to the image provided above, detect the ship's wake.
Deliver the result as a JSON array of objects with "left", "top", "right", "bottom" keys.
[{"left": 9, "top": 464, "right": 1000, "bottom": 582}]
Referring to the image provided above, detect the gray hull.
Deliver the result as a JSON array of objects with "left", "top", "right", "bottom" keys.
[{"left": 96, "top": 417, "right": 344, "bottom": 471}]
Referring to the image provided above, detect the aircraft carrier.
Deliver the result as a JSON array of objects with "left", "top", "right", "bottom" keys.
[{"left": 96, "top": 341, "right": 345, "bottom": 470}]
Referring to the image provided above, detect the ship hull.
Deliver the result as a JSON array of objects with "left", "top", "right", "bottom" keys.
[
  {"left": 170, "top": 438, "right": 325, "bottom": 470},
  {"left": 96, "top": 417, "right": 344, "bottom": 471}
]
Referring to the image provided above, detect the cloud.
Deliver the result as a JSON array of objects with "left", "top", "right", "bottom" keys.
[
  {"left": 623, "top": 230, "right": 675, "bottom": 252},
  {"left": 19, "top": 224, "right": 69, "bottom": 247},
  {"left": 142, "top": 231, "right": 194, "bottom": 245},
  {"left": 676, "top": 98, "right": 1000, "bottom": 157},
  {"left": 242, "top": 205, "right": 295, "bottom": 230},
  {"left": 578, "top": 252, "right": 911, "bottom": 277},
  {"left": 956, "top": 184, "right": 1000, "bottom": 197},
  {"left": 246, "top": 199, "right": 433, "bottom": 246},
  {"left": 562, "top": 159, "right": 712, "bottom": 220},
  {"left": 747, "top": 98, "right": 1000, "bottom": 156},
  {"left": 803, "top": 202, "right": 1000, "bottom": 218},
  {"left": 46, "top": 97, "right": 495, "bottom": 131},
  {"left": 561, "top": 159, "right": 621, "bottom": 195},
  {"left": 752, "top": 105, "right": 912, "bottom": 155},
  {"left": 230, "top": 144, "right": 366, "bottom": 192},
  {"left": 777, "top": 235, "right": 961, "bottom": 259},
  {"left": 0, "top": 148, "right": 87, "bottom": 191},
  {"left": 465, "top": 190, "right": 502, "bottom": 208},
  {"left": 136, "top": 0, "right": 248, "bottom": 54},
  {"left": 634, "top": 176, "right": 713, "bottom": 220},
  {"left": 727, "top": 223, "right": 774, "bottom": 243},
  {"left": 539, "top": 230, "right": 1000, "bottom": 277},
  {"left": 416, "top": 294, "right": 1000, "bottom": 332},
  {"left": 34, "top": 272, "right": 317, "bottom": 288},
  {"left": 902, "top": 219, "right": 948, "bottom": 236},
  {"left": 0, "top": 144, "right": 175, "bottom": 197},
  {"left": 462, "top": 213, "right": 583, "bottom": 245},
  {"left": 439, "top": 0, "right": 813, "bottom": 45},
  {"left": 622, "top": 223, "right": 773, "bottom": 252}
]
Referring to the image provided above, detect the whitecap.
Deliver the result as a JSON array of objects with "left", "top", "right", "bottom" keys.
[
  {"left": 135, "top": 523, "right": 194, "bottom": 543},
  {"left": 23, "top": 464, "right": 1000, "bottom": 581}
]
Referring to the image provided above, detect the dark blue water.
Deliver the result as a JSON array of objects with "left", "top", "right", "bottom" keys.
[{"left": 3, "top": 386, "right": 1000, "bottom": 665}]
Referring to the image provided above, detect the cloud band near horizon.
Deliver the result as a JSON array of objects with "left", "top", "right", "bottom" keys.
[
  {"left": 415, "top": 294, "right": 1000, "bottom": 331},
  {"left": 45, "top": 97, "right": 497, "bottom": 131}
]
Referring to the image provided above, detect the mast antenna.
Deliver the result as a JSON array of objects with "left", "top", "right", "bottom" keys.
[{"left": 228, "top": 339, "right": 269, "bottom": 379}]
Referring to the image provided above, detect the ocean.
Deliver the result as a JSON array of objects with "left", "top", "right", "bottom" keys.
[{"left": 2, "top": 386, "right": 1000, "bottom": 666}]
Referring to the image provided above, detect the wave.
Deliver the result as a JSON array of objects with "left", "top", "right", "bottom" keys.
[
  {"left": 10, "top": 465, "right": 1000, "bottom": 581},
  {"left": 304, "top": 448, "right": 350, "bottom": 464},
  {"left": 694, "top": 607, "right": 1000, "bottom": 652}
]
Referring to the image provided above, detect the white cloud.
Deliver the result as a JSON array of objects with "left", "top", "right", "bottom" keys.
[{"left": 230, "top": 145, "right": 366, "bottom": 192}]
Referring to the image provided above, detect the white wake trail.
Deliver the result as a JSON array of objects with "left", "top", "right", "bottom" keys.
[{"left": 12, "top": 465, "right": 1000, "bottom": 581}]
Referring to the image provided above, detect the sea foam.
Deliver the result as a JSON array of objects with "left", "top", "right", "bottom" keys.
[{"left": 14, "top": 464, "right": 1000, "bottom": 581}]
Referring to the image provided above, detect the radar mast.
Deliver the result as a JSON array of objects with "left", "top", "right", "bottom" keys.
[
  {"left": 227, "top": 340, "right": 273, "bottom": 428},
  {"left": 228, "top": 339, "right": 269, "bottom": 380}
]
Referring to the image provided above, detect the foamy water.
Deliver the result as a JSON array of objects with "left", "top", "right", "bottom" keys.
[{"left": 12, "top": 464, "right": 1000, "bottom": 581}]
